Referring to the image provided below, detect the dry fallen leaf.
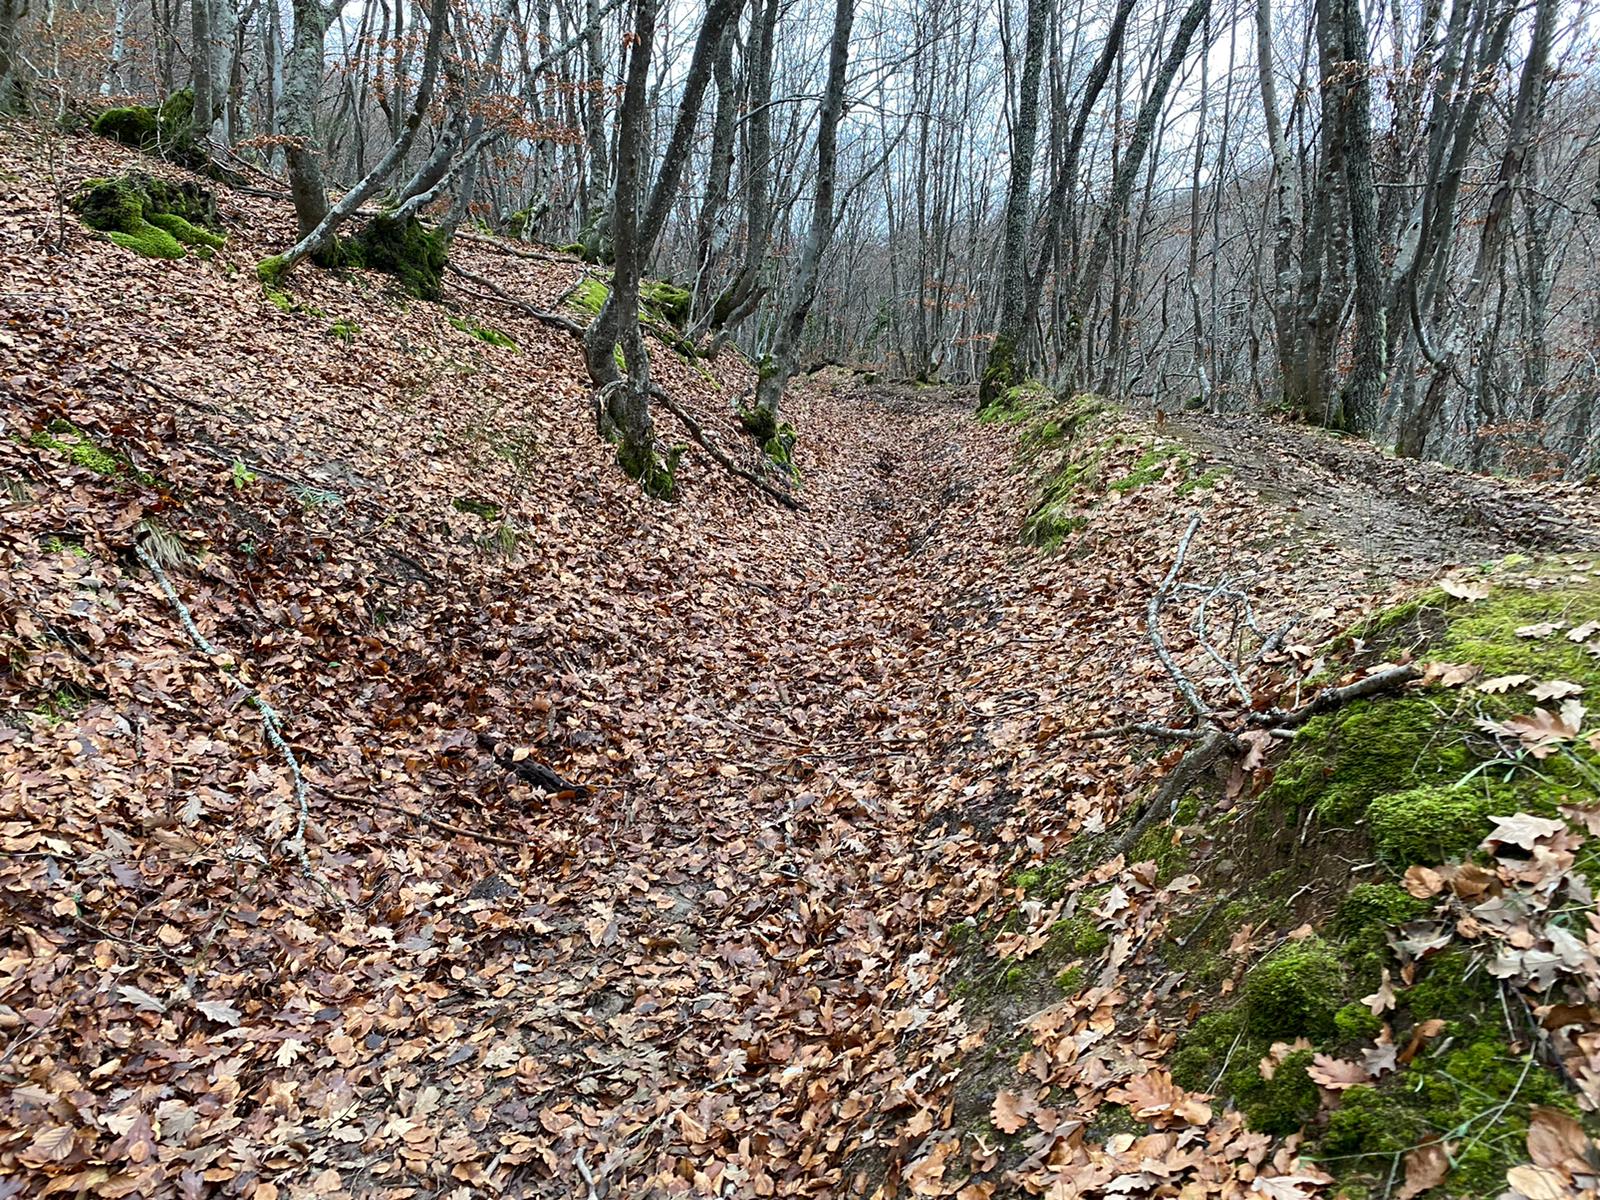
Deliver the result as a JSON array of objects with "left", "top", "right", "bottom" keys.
[{"left": 1396, "top": 1141, "right": 1450, "bottom": 1199}]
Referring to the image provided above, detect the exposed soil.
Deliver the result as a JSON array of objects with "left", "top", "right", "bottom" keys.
[{"left": 1166, "top": 411, "right": 1600, "bottom": 574}]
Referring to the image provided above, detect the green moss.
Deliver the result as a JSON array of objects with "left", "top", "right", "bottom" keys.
[
  {"left": 641, "top": 280, "right": 691, "bottom": 328},
  {"left": 1318, "top": 1085, "right": 1420, "bottom": 1158},
  {"left": 977, "top": 336, "right": 1023, "bottom": 411},
  {"left": 1011, "top": 858, "right": 1078, "bottom": 902},
  {"left": 91, "top": 104, "right": 158, "bottom": 148},
  {"left": 145, "top": 210, "right": 224, "bottom": 249},
  {"left": 448, "top": 315, "right": 518, "bottom": 349},
  {"left": 1109, "top": 443, "right": 1191, "bottom": 493},
  {"left": 1314, "top": 1045, "right": 1580, "bottom": 1196},
  {"left": 74, "top": 172, "right": 220, "bottom": 260},
  {"left": 1129, "top": 822, "right": 1188, "bottom": 884},
  {"left": 1046, "top": 913, "right": 1110, "bottom": 959},
  {"left": 1054, "top": 964, "right": 1087, "bottom": 994},
  {"left": 264, "top": 286, "right": 294, "bottom": 313},
  {"left": 29, "top": 423, "right": 125, "bottom": 476},
  {"left": 452, "top": 496, "right": 501, "bottom": 520},
  {"left": 1170, "top": 1010, "right": 1248, "bottom": 1093},
  {"left": 1242, "top": 938, "right": 1345, "bottom": 1040},
  {"left": 328, "top": 318, "right": 360, "bottom": 343},
  {"left": 1177, "top": 467, "right": 1227, "bottom": 495},
  {"left": 349, "top": 214, "right": 447, "bottom": 300},
  {"left": 617, "top": 439, "right": 682, "bottom": 500},
  {"left": 569, "top": 277, "right": 610, "bottom": 317},
  {"left": 73, "top": 176, "right": 143, "bottom": 230},
  {"left": 1333, "top": 1001, "right": 1384, "bottom": 1043},
  {"left": 107, "top": 220, "right": 186, "bottom": 259},
  {"left": 1333, "top": 884, "right": 1431, "bottom": 939},
  {"left": 763, "top": 421, "right": 799, "bottom": 474},
  {"left": 1238, "top": 1049, "right": 1322, "bottom": 1136},
  {"left": 1087, "top": 1104, "right": 1146, "bottom": 1140},
  {"left": 1265, "top": 695, "right": 1475, "bottom": 825},
  {"left": 1401, "top": 951, "right": 1500, "bottom": 1030},
  {"left": 1368, "top": 785, "right": 1496, "bottom": 868},
  {"left": 737, "top": 404, "right": 779, "bottom": 443},
  {"left": 90, "top": 90, "right": 205, "bottom": 168},
  {"left": 256, "top": 255, "right": 288, "bottom": 287}
]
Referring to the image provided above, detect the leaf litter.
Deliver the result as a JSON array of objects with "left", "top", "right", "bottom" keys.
[{"left": 4, "top": 127, "right": 1600, "bottom": 1198}]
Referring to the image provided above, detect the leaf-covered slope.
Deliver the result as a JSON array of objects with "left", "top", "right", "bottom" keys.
[{"left": 5, "top": 123, "right": 1600, "bottom": 1200}]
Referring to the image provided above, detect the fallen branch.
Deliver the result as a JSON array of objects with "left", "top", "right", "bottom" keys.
[
  {"left": 1083, "top": 722, "right": 1205, "bottom": 740},
  {"left": 453, "top": 230, "right": 578, "bottom": 264},
  {"left": 334, "top": 793, "right": 527, "bottom": 849},
  {"left": 1149, "top": 512, "right": 1214, "bottom": 726},
  {"left": 1114, "top": 727, "right": 1232, "bottom": 856},
  {"left": 475, "top": 731, "right": 591, "bottom": 796},
  {"left": 649, "top": 385, "right": 807, "bottom": 511},
  {"left": 1253, "top": 664, "right": 1421, "bottom": 731},
  {"left": 135, "top": 542, "right": 314, "bottom": 877},
  {"left": 444, "top": 261, "right": 587, "bottom": 337}
]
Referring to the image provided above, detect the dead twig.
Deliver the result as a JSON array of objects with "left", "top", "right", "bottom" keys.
[
  {"left": 1148, "top": 512, "right": 1214, "bottom": 726},
  {"left": 135, "top": 542, "right": 317, "bottom": 880},
  {"left": 1252, "top": 664, "right": 1421, "bottom": 731},
  {"left": 1112, "top": 728, "right": 1232, "bottom": 856},
  {"left": 332, "top": 793, "right": 527, "bottom": 849},
  {"left": 444, "top": 261, "right": 587, "bottom": 337}
]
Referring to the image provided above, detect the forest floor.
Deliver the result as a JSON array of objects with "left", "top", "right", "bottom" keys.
[{"left": 5, "top": 122, "right": 1600, "bottom": 1199}]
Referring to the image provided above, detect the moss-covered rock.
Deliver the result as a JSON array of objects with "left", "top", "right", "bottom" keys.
[
  {"left": 71, "top": 172, "right": 222, "bottom": 261},
  {"left": 145, "top": 210, "right": 224, "bottom": 250},
  {"left": 347, "top": 214, "right": 448, "bottom": 300},
  {"left": 569, "top": 277, "right": 610, "bottom": 318},
  {"left": 90, "top": 89, "right": 207, "bottom": 169},
  {"left": 641, "top": 280, "right": 691, "bottom": 329}
]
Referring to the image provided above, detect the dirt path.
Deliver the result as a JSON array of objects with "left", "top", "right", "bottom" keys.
[
  {"left": 1165, "top": 411, "right": 1600, "bottom": 574},
  {"left": 453, "top": 387, "right": 1600, "bottom": 1196}
]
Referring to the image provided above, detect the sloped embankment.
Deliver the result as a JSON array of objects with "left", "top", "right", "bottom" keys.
[{"left": 939, "top": 385, "right": 1600, "bottom": 1198}]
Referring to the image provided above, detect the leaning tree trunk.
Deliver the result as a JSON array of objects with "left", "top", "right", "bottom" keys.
[
  {"left": 1062, "top": 0, "right": 1211, "bottom": 386},
  {"left": 260, "top": 0, "right": 449, "bottom": 282},
  {"left": 977, "top": 0, "right": 1051, "bottom": 409},
  {"left": 751, "top": 0, "right": 856, "bottom": 419}
]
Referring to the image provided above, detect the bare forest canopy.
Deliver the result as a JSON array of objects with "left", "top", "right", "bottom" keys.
[{"left": 2, "top": 0, "right": 1598, "bottom": 480}]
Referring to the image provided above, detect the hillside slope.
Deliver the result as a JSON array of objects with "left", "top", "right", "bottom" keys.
[{"left": 4, "top": 124, "right": 1600, "bottom": 1198}]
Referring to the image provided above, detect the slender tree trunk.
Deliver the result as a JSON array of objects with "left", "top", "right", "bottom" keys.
[
  {"left": 978, "top": 0, "right": 1050, "bottom": 408},
  {"left": 1328, "top": 0, "right": 1384, "bottom": 432},
  {"left": 281, "top": 0, "right": 334, "bottom": 237},
  {"left": 0, "top": 0, "right": 28, "bottom": 114},
  {"left": 700, "top": 0, "right": 779, "bottom": 345},
  {"left": 1063, "top": 0, "right": 1211, "bottom": 385},
  {"left": 752, "top": 0, "right": 856, "bottom": 419}
]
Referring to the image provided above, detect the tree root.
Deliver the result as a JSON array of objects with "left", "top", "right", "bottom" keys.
[{"left": 649, "top": 385, "right": 806, "bottom": 511}]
